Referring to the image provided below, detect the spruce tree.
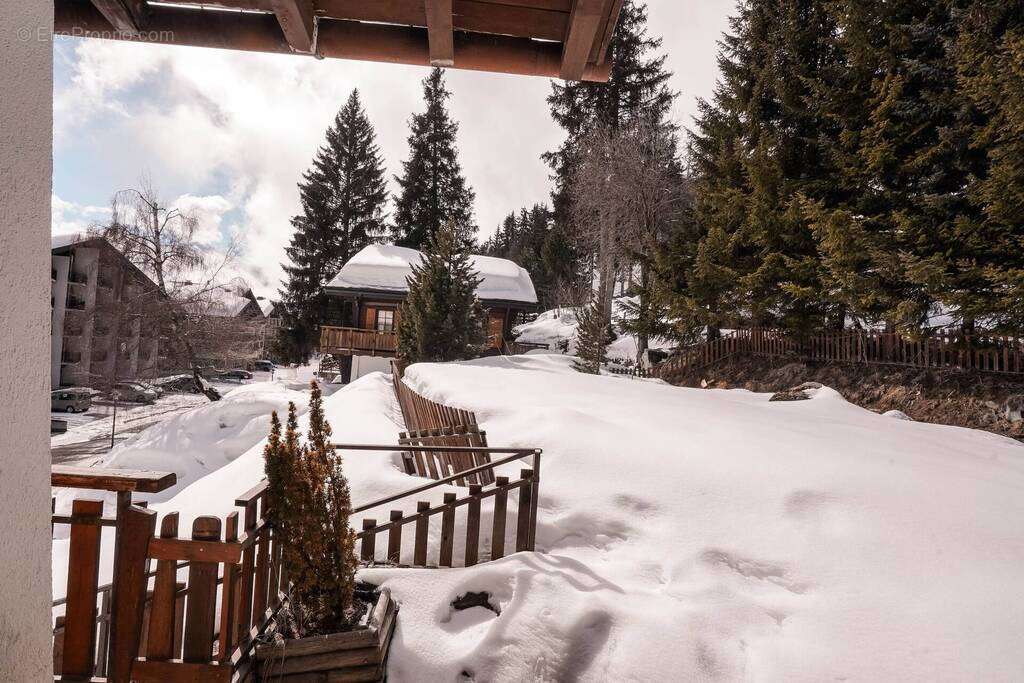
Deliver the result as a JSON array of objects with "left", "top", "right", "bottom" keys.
[
  {"left": 278, "top": 89, "right": 389, "bottom": 360},
  {"left": 544, "top": 0, "right": 675, "bottom": 300},
  {"left": 392, "top": 68, "right": 476, "bottom": 249},
  {"left": 481, "top": 204, "right": 559, "bottom": 307},
  {"left": 573, "top": 294, "right": 610, "bottom": 374},
  {"left": 668, "top": 0, "right": 842, "bottom": 338},
  {"left": 397, "top": 220, "right": 486, "bottom": 363},
  {"left": 952, "top": 1, "right": 1024, "bottom": 330}
]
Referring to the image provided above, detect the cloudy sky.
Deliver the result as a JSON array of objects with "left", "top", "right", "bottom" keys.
[{"left": 52, "top": 1, "right": 738, "bottom": 296}]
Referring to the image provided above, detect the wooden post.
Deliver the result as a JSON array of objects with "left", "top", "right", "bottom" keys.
[
  {"left": 182, "top": 516, "right": 221, "bottom": 663},
  {"left": 62, "top": 499, "right": 104, "bottom": 678},
  {"left": 465, "top": 484, "right": 482, "bottom": 567},
  {"left": 106, "top": 504, "right": 157, "bottom": 683},
  {"left": 414, "top": 501, "right": 430, "bottom": 567},
  {"left": 439, "top": 494, "right": 456, "bottom": 567},
  {"left": 237, "top": 499, "right": 257, "bottom": 643},
  {"left": 360, "top": 519, "right": 377, "bottom": 563},
  {"left": 385, "top": 511, "right": 401, "bottom": 565},
  {"left": 218, "top": 511, "right": 240, "bottom": 664},
  {"left": 252, "top": 499, "right": 270, "bottom": 621},
  {"left": 146, "top": 513, "right": 179, "bottom": 660},
  {"left": 516, "top": 469, "right": 534, "bottom": 553},
  {"left": 491, "top": 477, "right": 508, "bottom": 560}
]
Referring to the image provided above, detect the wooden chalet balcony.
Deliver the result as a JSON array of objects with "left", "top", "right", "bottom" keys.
[{"left": 320, "top": 325, "right": 398, "bottom": 357}]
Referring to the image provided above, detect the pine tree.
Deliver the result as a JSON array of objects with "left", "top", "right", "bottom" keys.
[
  {"left": 481, "top": 204, "right": 561, "bottom": 307},
  {"left": 543, "top": 0, "right": 675, "bottom": 300},
  {"left": 951, "top": 1, "right": 1024, "bottom": 330},
  {"left": 573, "top": 294, "right": 610, "bottom": 374},
  {"left": 392, "top": 68, "right": 476, "bottom": 249},
  {"left": 263, "top": 382, "right": 358, "bottom": 638},
  {"left": 397, "top": 220, "right": 486, "bottom": 363},
  {"left": 278, "top": 90, "right": 389, "bottom": 360},
  {"left": 666, "top": 0, "right": 842, "bottom": 338}
]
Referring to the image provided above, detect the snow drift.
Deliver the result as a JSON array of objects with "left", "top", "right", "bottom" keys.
[{"left": 52, "top": 355, "right": 1024, "bottom": 681}]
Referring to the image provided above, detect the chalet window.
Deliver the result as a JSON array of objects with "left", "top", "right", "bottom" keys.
[{"left": 375, "top": 309, "right": 395, "bottom": 332}]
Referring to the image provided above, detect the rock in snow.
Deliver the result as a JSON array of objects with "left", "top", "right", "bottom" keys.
[
  {"left": 52, "top": 354, "right": 1024, "bottom": 681},
  {"left": 768, "top": 381, "right": 824, "bottom": 402}
]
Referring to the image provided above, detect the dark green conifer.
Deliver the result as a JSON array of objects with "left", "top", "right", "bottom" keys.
[
  {"left": 397, "top": 220, "right": 486, "bottom": 363},
  {"left": 392, "top": 68, "right": 476, "bottom": 249},
  {"left": 278, "top": 89, "right": 388, "bottom": 360}
]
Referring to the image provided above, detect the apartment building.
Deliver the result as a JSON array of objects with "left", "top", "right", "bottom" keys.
[{"left": 51, "top": 234, "right": 162, "bottom": 389}]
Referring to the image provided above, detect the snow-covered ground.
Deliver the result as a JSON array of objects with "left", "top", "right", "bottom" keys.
[
  {"left": 52, "top": 356, "right": 1024, "bottom": 680},
  {"left": 513, "top": 297, "right": 675, "bottom": 364}
]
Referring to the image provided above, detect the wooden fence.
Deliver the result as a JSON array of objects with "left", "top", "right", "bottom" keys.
[
  {"left": 340, "top": 445, "right": 542, "bottom": 567},
  {"left": 391, "top": 365, "right": 496, "bottom": 484},
  {"left": 53, "top": 447, "right": 542, "bottom": 679},
  {"left": 399, "top": 425, "right": 495, "bottom": 485},
  {"left": 651, "top": 328, "right": 1024, "bottom": 379},
  {"left": 52, "top": 467, "right": 284, "bottom": 682}
]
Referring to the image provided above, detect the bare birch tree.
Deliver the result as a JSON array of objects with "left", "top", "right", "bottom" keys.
[
  {"left": 569, "top": 115, "right": 685, "bottom": 365},
  {"left": 91, "top": 178, "right": 244, "bottom": 399}
]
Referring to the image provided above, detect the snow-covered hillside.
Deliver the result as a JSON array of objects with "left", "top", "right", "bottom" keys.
[
  {"left": 52, "top": 356, "right": 1024, "bottom": 680},
  {"left": 513, "top": 297, "right": 674, "bottom": 363}
]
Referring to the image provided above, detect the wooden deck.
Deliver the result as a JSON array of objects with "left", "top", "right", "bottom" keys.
[{"left": 320, "top": 326, "right": 398, "bottom": 357}]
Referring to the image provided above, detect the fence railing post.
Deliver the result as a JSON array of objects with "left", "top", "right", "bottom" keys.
[{"left": 106, "top": 504, "right": 157, "bottom": 683}]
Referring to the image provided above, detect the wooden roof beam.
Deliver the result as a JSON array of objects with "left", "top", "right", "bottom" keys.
[
  {"left": 89, "top": 0, "right": 146, "bottom": 34},
  {"left": 270, "top": 0, "right": 316, "bottom": 53},
  {"left": 560, "top": 0, "right": 606, "bottom": 81},
  {"left": 55, "top": 1, "right": 612, "bottom": 81},
  {"left": 425, "top": 0, "right": 455, "bottom": 67}
]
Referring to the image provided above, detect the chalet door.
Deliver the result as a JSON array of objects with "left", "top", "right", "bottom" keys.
[{"left": 487, "top": 309, "right": 505, "bottom": 348}]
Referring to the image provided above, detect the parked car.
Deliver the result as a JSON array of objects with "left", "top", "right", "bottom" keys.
[
  {"left": 253, "top": 360, "right": 275, "bottom": 372},
  {"left": 51, "top": 388, "right": 92, "bottom": 413},
  {"left": 111, "top": 382, "right": 158, "bottom": 404},
  {"left": 133, "top": 381, "right": 164, "bottom": 398},
  {"left": 151, "top": 374, "right": 198, "bottom": 394},
  {"left": 219, "top": 368, "right": 253, "bottom": 381}
]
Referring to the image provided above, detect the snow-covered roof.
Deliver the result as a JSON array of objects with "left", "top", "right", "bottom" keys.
[
  {"left": 51, "top": 233, "right": 91, "bottom": 250},
  {"left": 325, "top": 244, "right": 537, "bottom": 305},
  {"left": 206, "top": 288, "right": 255, "bottom": 317}
]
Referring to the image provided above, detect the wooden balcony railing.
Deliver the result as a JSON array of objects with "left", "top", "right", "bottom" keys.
[
  {"left": 320, "top": 325, "right": 398, "bottom": 356},
  {"left": 51, "top": 465, "right": 285, "bottom": 683},
  {"left": 51, "top": 466, "right": 176, "bottom": 682}
]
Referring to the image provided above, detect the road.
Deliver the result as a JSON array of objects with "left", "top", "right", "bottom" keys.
[{"left": 50, "top": 395, "right": 207, "bottom": 465}]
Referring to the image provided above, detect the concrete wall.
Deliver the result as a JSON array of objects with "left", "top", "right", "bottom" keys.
[
  {"left": 352, "top": 354, "right": 393, "bottom": 380},
  {"left": 0, "top": 0, "right": 54, "bottom": 679}
]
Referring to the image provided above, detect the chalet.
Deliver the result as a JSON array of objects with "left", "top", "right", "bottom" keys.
[{"left": 320, "top": 244, "right": 538, "bottom": 381}]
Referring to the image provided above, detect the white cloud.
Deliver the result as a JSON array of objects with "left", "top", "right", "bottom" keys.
[
  {"left": 53, "top": 0, "right": 738, "bottom": 290},
  {"left": 171, "top": 194, "right": 233, "bottom": 246},
  {"left": 51, "top": 193, "right": 111, "bottom": 236}
]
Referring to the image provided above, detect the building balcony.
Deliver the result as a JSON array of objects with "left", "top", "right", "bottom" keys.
[{"left": 320, "top": 325, "right": 398, "bottom": 357}]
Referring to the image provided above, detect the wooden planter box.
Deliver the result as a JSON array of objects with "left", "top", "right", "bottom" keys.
[{"left": 254, "top": 589, "right": 397, "bottom": 682}]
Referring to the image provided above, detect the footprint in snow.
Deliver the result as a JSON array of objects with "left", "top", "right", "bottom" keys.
[{"left": 700, "top": 548, "right": 810, "bottom": 594}]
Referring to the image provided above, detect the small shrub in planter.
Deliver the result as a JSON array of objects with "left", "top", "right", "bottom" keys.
[{"left": 257, "top": 381, "right": 397, "bottom": 681}]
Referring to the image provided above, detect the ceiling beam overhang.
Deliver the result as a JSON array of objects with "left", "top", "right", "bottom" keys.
[
  {"left": 89, "top": 0, "right": 146, "bottom": 34},
  {"left": 424, "top": 0, "right": 454, "bottom": 67},
  {"left": 55, "top": 2, "right": 613, "bottom": 82},
  {"left": 560, "top": 0, "right": 607, "bottom": 81},
  {"left": 269, "top": 0, "right": 316, "bottom": 53}
]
